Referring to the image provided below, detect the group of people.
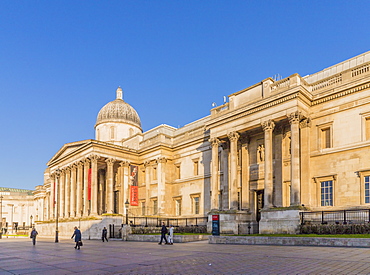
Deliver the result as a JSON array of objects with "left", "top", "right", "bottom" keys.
[
  {"left": 158, "top": 222, "right": 174, "bottom": 245},
  {"left": 30, "top": 223, "right": 175, "bottom": 247}
]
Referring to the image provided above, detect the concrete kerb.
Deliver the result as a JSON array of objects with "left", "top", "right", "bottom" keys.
[{"left": 209, "top": 235, "right": 370, "bottom": 247}]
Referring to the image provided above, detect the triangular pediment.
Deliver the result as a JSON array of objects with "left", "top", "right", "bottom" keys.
[{"left": 47, "top": 139, "right": 93, "bottom": 165}]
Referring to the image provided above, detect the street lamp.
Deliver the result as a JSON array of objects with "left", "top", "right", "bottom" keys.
[
  {"left": 30, "top": 215, "right": 33, "bottom": 228},
  {"left": 125, "top": 199, "right": 129, "bottom": 225},
  {"left": 0, "top": 195, "right": 3, "bottom": 239},
  {"left": 55, "top": 169, "right": 60, "bottom": 243}
]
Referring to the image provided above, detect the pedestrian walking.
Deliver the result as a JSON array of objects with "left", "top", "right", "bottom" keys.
[
  {"left": 71, "top": 226, "right": 82, "bottom": 250},
  {"left": 168, "top": 225, "right": 174, "bottom": 245},
  {"left": 30, "top": 228, "right": 38, "bottom": 245},
  {"left": 158, "top": 222, "right": 168, "bottom": 245},
  {"left": 102, "top": 227, "right": 108, "bottom": 242}
]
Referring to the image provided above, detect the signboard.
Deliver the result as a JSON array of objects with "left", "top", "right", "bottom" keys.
[
  {"left": 212, "top": 214, "right": 220, "bottom": 236},
  {"left": 130, "top": 186, "right": 139, "bottom": 206},
  {"left": 130, "top": 165, "right": 139, "bottom": 206}
]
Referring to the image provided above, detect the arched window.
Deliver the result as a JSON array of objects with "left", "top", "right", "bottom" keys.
[{"left": 129, "top": 128, "right": 134, "bottom": 137}]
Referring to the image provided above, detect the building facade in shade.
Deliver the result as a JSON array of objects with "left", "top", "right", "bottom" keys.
[
  {"left": 0, "top": 187, "right": 36, "bottom": 234},
  {"left": 35, "top": 51, "right": 370, "bottom": 233}
]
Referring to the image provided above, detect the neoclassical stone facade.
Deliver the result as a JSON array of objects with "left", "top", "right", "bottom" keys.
[{"left": 35, "top": 51, "right": 370, "bottom": 234}]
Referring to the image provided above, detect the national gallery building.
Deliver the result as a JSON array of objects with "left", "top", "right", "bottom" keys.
[{"left": 34, "top": 51, "right": 370, "bottom": 234}]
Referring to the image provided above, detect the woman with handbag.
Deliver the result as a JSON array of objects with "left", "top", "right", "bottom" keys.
[{"left": 71, "top": 226, "right": 82, "bottom": 250}]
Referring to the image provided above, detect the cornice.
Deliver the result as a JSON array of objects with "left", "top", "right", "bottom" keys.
[
  {"left": 207, "top": 90, "right": 301, "bottom": 129},
  {"left": 312, "top": 81, "right": 370, "bottom": 106}
]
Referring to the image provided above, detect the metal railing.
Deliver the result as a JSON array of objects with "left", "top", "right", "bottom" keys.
[
  {"left": 127, "top": 216, "right": 208, "bottom": 227},
  {"left": 300, "top": 209, "right": 370, "bottom": 225}
]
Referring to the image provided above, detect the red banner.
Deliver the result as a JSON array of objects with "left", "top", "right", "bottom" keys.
[
  {"left": 88, "top": 168, "right": 92, "bottom": 200},
  {"left": 130, "top": 186, "right": 139, "bottom": 206}
]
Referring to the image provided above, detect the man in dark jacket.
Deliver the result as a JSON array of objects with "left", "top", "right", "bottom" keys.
[
  {"left": 102, "top": 227, "right": 108, "bottom": 242},
  {"left": 71, "top": 226, "right": 82, "bottom": 250},
  {"left": 158, "top": 222, "right": 168, "bottom": 245}
]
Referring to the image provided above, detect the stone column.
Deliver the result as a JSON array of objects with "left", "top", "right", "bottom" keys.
[
  {"left": 90, "top": 154, "right": 100, "bottom": 215},
  {"left": 49, "top": 174, "right": 55, "bottom": 219},
  {"left": 64, "top": 167, "right": 71, "bottom": 217},
  {"left": 241, "top": 139, "right": 250, "bottom": 210},
  {"left": 83, "top": 158, "right": 90, "bottom": 216},
  {"left": 54, "top": 171, "right": 61, "bottom": 219},
  {"left": 121, "top": 161, "right": 130, "bottom": 210},
  {"left": 70, "top": 164, "right": 77, "bottom": 217},
  {"left": 144, "top": 161, "right": 151, "bottom": 215},
  {"left": 273, "top": 126, "right": 284, "bottom": 207},
  {"left": 98, "top": 169, "right": 106, "bottom": 214},
  {"left": 59, "top": 170, "right": 65, "bottom": 217},
  {"left": 300, "top": 117, "right": 311, "bottom": 206},
  {"left": 228, "top": 132, "right": 240, "bottom": 210},
  {"left": 157, "top": 157, "right": 167, "bottom": 215},
  {"left": 209, "top": 137, "right": 220, "bottom": 210},
  {"left": 106, "top": 158, "right": 115, "bottom": 214},
  {"left": 262, "top": 119, "right": 275, "bottom": 209},
  {"left": 76, "top": 161, "right": 83, "bottom": 217},
  {"left": 289, "top": 111, "right": 302, "bottom": 206}
]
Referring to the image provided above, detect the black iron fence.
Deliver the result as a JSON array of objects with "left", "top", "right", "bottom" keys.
[
  {"left": 300, "top": 209, "right": 370, "bottom": 225},
  {"left": 127, "top": 216, "right": 208, "bottom": 227}
]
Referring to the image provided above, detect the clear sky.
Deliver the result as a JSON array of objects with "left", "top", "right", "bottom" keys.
[{"left": 1, "top": 1, "right": 370, "bottom": 190}]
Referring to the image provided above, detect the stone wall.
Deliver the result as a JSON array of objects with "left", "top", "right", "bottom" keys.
[
  {"left": 259, "top": 209, "right": 301, "bottom": 234},
  {"left": 34, "top": 216, "right": 124, "bottom": 239}
]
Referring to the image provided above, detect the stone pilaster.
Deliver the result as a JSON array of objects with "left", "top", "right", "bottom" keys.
[
  {"left": 300, "top": 117, "right": 311, "bottom": 206},
  {"left": 157, "top": 157, "right": 167, "bottom": 215},
  {"left": 262, "top": 119, "right": 275, "bottom": 208},
  {"left": 289, "top": 111, "right": 302, "bottom": 206},
  {"left": 209, "top": 137, "right": 221, "bottom": 210},
  {"left": 228, "top": 132, "right": 240, "bottom": 210}
]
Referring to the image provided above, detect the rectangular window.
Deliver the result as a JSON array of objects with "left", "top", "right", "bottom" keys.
[
  {"left": 175, "top": 199, "right": 181, "bottom": 216},
  {"left": 175, "top": 164, "right": 180, "bottom": 179},
  {"left": 153, "top": 199, "right": 158, "bottom": 215},
  {"left": 153, "top": 167, "right": 157, "bottom": 181},
  {"left": 365, "top": 176, "right": 370, "bottom": 203},
  {"left": 193, "top": 197, "right": 200, "bottom": 214},
  {"left": 321, "top": 180, "right": 333, "bottom": 206},
  {"left": 366, "top": 118, "right": 370, "bottom": 140},
  {"left": 193, "top": 161, "right": 199, "bottom": 176},
  {"left": 141, "top": 201, "right": 146, "bottom": 215},
  {"left": 322, "top": 128, "right": 331, "bottom": 149}
]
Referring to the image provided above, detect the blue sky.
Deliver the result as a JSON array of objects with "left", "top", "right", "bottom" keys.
[{"left": 1, "top": 1, "right": 370, "bottom": 190}]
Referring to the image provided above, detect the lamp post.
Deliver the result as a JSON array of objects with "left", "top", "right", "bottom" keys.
[
  {"left": 55, "top": 169, "right": 60, "bottom": 243},
  {"left": 0, "top": 195, "right": 3, "bottom": 239},
  {"left": 125, "top": 199, "right": 129, "bottom": 225},
  {"left": 30, "top": 215, "right": 33, "bottom": 228}
]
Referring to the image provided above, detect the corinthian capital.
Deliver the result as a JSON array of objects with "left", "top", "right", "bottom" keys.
[
  {"left": 89, "top": 154, "right": 100, "bottom": 163},
  {"left": 208, "top": 137, "right": 221, "bottom": 147},
  {"left": 227, "top": 131, "right": 240, "bottom": 142},
  {"left": 156, "top": 157, "right": 167, "bottom": 164},
  {"left": 120, "top": 160, "right": 130, "bottom": 167},
  {"left": 300, "top": 117, "right": 312, "bottom": 128},
  {"left": 261, "top": 120, "right": 275, "bottom": 131},
  {"left": 289, "top": 111, "right": 302, "bottom": 124},
  {"left": 105, "top": 158, "right": 116, "bottom": 166}
]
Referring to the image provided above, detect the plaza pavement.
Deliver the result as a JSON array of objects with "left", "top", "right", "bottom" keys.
[{"left": 1, "top": 237, "right": 370, "bottom": 274}]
